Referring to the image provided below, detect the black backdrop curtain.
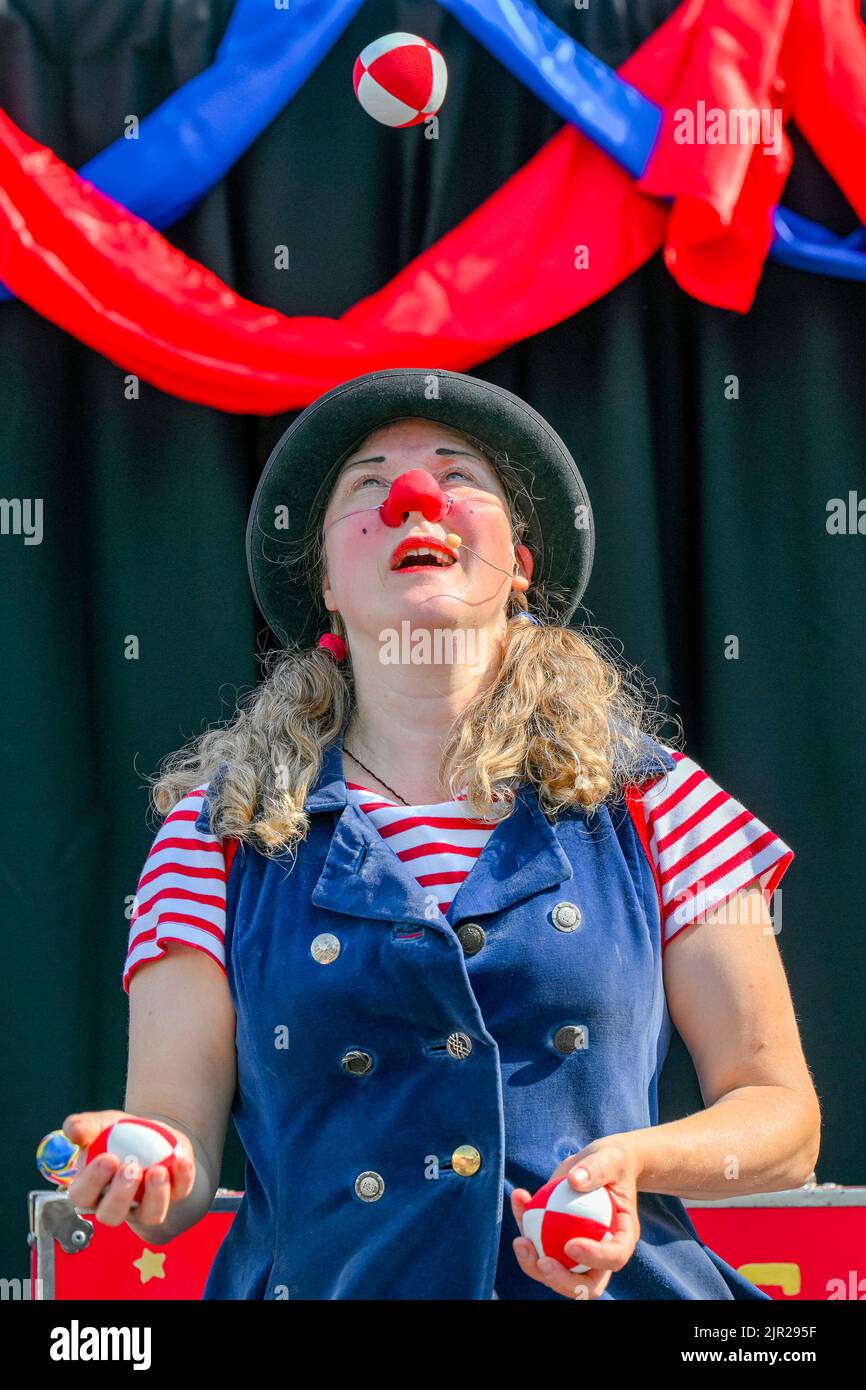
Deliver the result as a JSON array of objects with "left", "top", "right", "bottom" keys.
[{"left": 1, "top": 0, "right": 864, "bottom": 1282}]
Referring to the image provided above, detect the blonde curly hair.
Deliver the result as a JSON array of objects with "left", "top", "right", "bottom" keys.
[{"left": 148, "top": 425, "right": 681, "bottom": 855}]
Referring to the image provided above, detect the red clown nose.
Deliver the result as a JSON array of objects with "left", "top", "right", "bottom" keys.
[{"left": 378, "top": 470, "right": 453, "bottom": 527}]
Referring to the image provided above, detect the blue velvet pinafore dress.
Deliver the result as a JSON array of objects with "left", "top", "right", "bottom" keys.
[{"left": 201, "top": 726, "right": 771, "bottom": 1301}]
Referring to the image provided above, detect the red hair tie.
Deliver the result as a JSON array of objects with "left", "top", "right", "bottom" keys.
[{"left": 318, "top": 632, "right": 348, "bottom": 662}]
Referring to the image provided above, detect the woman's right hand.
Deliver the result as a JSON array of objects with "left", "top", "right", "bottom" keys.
[{"left": 62, "top": 1110, "right": 197, "bottom": 1229}]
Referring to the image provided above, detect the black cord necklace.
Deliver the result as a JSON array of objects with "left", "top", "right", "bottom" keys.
[{"left": 343, "top": 744, "right": 410, "bottom": 806}]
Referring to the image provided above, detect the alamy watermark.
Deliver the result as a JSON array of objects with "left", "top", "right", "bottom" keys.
[
  {"left": 378, "top": 622, "right": 489, "bottom": 665},
  {"left": 0, "top": 1276, "right": 44, "bottom": 1299},
  {"left": 673, "top": 102, "right": 782, "bottom": 157},
  {"left": 0, "top": 497, "right": 42, "bottom": 544}
]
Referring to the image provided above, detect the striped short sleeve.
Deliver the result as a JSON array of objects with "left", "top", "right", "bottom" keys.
[
  {"left": 123, "top": 786, "right": 233, "bottom": 993},
  {"left": 629, "top": 749, "right": 794, "bottom": 948}
]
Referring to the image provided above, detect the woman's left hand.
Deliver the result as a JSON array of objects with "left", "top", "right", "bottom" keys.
[{"left": 511, "top": 1139, "right": 642, "bottom": 1300}]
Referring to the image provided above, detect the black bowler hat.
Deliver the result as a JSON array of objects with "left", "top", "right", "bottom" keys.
[{"left": 246, "top": 368, "right": 595, "bottom": 649}]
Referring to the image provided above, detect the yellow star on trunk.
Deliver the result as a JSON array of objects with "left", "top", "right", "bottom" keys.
[{"left": 132, "top": 1248, "right": 167, "bottom": 1284}]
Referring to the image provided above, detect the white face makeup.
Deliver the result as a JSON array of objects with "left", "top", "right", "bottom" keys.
[
  {"left": 326, "top": 424, "right": 506, "bottom": 518},
  {"left": 320, "top": 418, "right": 533, "bottom": 643}
]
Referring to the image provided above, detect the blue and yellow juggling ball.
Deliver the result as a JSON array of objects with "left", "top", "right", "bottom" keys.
[{"left": 36, "top": 1129, "right": 79, "bottom": 1186}]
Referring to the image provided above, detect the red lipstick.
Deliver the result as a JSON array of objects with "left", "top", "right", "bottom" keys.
[{"left": 389, "top": 535, "right": 460, "bottom": 571}]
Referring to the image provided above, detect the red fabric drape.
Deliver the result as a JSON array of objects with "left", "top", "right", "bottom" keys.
[{"left": 0, "top": 0, "right": 863, "bottom": 412}]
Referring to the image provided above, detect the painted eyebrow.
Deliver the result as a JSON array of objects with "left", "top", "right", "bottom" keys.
[{"left": 340, "top": 447, "right": 485, "bottom": 474}]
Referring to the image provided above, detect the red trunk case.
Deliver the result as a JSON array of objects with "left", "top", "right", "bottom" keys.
[{"left": 27, "top": 1184, "right": 866, "bottom": 1300}]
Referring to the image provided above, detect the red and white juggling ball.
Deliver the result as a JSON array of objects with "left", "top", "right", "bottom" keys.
[
  {"left": 523, "top": 1176, "right": 616, "bottom": 1274},
  {"left": 353, "top": 32, "right": 448, "bottom": 127},
  {"left": 85, "top": 1118, "right": 180, "bottom": 1204}
]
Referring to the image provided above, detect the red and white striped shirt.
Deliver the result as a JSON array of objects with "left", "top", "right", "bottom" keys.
[
  {"left": 626, "top": 749, "right": 793, "bottom": 947},
  {"left": 345, "top": 781, "right": 498, "bottom": 917},
  {"left": 122, "top": 748, "right": 793, "bottom": 990},
  {"left": 122, "top": 789, "right": 236, "bottom": 993}
]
